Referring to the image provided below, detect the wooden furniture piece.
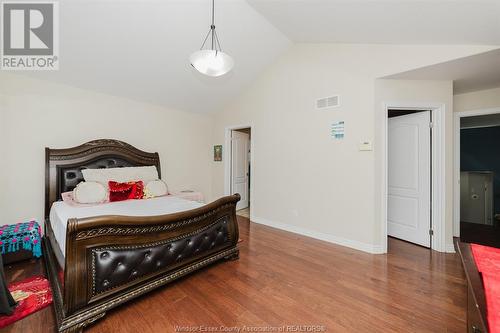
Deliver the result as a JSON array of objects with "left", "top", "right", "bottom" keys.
[
  {"left": 2, "top": 249, "right": 34, "bottom": 265},
  {"left": 457, "top": 241, "right": 489, "bottom": 333},
  {"left": 0, "top": 254, "right": 16, "bottom": 315},
  {"left": 43, "top": 139, "right": 240, "bottom": 333},
  {"left": 1, "top": 221, "right": 42, "bottom": 265}
]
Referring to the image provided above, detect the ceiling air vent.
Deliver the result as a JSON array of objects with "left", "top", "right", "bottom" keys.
[{"left": 316, "top": 95, "right": 340, "bottom": 110}]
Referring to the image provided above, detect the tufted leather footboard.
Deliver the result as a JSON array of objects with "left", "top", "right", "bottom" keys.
[
  {"left": 44, "top": 194, "right": 240, "bottom": 333},
  {"left": 92, "top": 216, "right": 231, "bottom": 295}
]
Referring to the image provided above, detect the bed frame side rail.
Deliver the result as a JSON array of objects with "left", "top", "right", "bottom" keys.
[{"left": 456, "top": 241, "right": 488, "bottom": 333}]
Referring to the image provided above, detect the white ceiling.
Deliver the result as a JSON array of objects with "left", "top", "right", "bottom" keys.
[
  {"left": 247, "top": 0, "right": 500, "bottom": 44},
  {"left": 23, "top": 0, "right": 291, "bottom": 113},
  {"left": 384, "top": 49, "right": 500, "bottom": 94},
  {"left": 20, "top": 0, "right": 500, "bottom": 113}
]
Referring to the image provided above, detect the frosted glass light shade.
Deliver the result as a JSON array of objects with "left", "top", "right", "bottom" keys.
[{"left": 190, "top": 50, "right": 234, "bottom": 77}]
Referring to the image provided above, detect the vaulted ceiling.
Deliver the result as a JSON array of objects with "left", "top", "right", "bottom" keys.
[
  {"left": 20, "top": 0, "right": 500, "bottom": 113},
  {"left": 247, "top": 0, "right": 500, "bottom": 44},
  {"left": 385, "top": 49, "right": 500, "bottom": 94},
  {"left": 23, "top": 0, "right": 291, "bottom": 114}
]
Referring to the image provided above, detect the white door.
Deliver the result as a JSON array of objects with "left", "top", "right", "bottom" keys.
[
  {"left": 231, "top": 130, "right": 249, "bottom": 210},
  {"left": 388, "top": 111, "right": 431, "bottom": 247}
]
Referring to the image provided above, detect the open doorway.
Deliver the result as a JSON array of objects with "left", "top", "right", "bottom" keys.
[
  {"left": 455, "top": 110, "right": 500, "bottom": 247},
  {"left": 381, "top": 102, "right": 446, "bottom": 253},
  {"left": 226, "top": 127, "right": 252, "bottom": 218},
  {"left": 387, "top": 109, "right": 433, "bottom": 248}
]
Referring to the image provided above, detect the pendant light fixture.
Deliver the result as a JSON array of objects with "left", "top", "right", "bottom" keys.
[{"left": 190, "top": 0, "right": 234, "bottom": 77}]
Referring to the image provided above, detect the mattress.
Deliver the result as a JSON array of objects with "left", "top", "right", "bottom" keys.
[{"left": 49, "top": 196, "right": 204, "bottom": 256}]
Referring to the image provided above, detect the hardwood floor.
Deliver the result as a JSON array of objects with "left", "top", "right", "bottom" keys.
[
  {"left": 2, "top": 217, "right": 467, "bottom": 332},
  {"left": 236, "top": 207, "right": 250, "bottom": 218}
]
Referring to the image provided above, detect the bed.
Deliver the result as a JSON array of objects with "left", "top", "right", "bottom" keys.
[
  {"left": 43, "top": 139, "right": 240, "bottom": 332},
  {"left": 457, "top": 241, "right": 500, "bottom": 333}
]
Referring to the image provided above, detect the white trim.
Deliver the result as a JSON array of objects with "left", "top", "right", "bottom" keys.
[
  {"left": 251, "top": 216, "right": 384, "bottom": 254},
  {"left": 224, "top": 124, "right": 254, "bottom": 218},
  {"left": 453, "top": 107, "right": 500, "bottom": 237},
  {"left": 380, "top": 102, "right": 446, "bottom": 253}
]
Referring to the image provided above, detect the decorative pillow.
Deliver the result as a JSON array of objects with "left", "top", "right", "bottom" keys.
[
  {"left": 82, "top": 166, "right": 159, "bottom": 186},
  {"left": 72, "top": 182, "right": 108, "bottom": 204},
  {"left": 108, "top": 181, "right": 144, "bottom": 202},
  {"left": 144, "top": 180, "right": 168, "bottom": 199},
  {"left": 61, "top": 191, "right": 99, "bottom": 207}
]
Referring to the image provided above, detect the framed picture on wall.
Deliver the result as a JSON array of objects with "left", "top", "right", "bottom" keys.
[{"left": 214, "top": 145, "right": 222, "bottom": 161}]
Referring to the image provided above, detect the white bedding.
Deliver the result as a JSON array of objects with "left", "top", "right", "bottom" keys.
[{"left": 49, "top": 196, "right": 204, "bottom": 256}]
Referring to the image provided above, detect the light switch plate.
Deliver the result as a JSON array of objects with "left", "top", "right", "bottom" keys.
[{"left": 359, "top": 141, "right": 373, "bottom": 151}]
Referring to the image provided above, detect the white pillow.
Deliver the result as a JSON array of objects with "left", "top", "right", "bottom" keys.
[
  {"left": 73, "top": 182, "right": 108, "bottom": 204},
  {"left": 82, "top": 166, "right": 159, "bottom": 186},
  {"left": 144, "top": 180, "right": 168, "bottom": 198}
]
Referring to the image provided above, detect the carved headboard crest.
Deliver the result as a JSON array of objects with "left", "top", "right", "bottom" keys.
[{"left": 45, "top": 139, "right": 161, "bottom": 219}]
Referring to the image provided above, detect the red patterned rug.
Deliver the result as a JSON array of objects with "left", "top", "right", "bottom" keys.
[{"left": 0, "top": 276, "right": 53, "bottom": 329}]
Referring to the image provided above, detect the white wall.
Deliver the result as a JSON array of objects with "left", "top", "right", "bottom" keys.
[
  {"left": 0, "top": 93, "right": 6, "bottom": 221},
  {"left": 0, "top": 73, "right": 214, "bottom": 225},
  {"left": 211, "top": 43, "right": 496, "bottom": 253},
  {"left": 454, "top": 86, "right": 500, "bottom": 113}
]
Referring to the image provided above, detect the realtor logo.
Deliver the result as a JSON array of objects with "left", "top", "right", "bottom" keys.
[{"left": 1, "top": 1, "right": 59, "bottom": 70}]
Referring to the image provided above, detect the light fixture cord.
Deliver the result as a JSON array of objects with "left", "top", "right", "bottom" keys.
[
  {"left": 211, "top": 0, "right": 215, "bottom": 51},
  {"left": 212, "top": 0, "right": 215, "bottom": 26},
  {"left": 199, "top": 0, "right": 222, "bottom": 52}
]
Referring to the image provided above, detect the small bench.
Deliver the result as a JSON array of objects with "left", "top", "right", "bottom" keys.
[{"left": 0, "top": 220, "right": 42, "bottom": 265}]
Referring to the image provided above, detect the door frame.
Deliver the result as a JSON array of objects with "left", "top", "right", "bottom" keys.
[
  {"left": 224, "top": 125, "right": 254, "bottom": 215},
  {"left": 381, "top": 102, "right": 446, "bottom": 253},
  {"left": 453, "top": 107, "right": 500, "bottom": 237}
]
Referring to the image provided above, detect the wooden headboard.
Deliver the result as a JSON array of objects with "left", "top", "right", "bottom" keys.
[{"left": 45, "top": 139, "right": 161, "bottom": 219}]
